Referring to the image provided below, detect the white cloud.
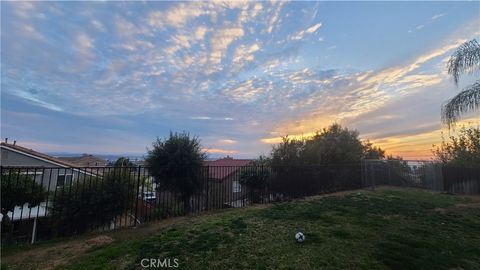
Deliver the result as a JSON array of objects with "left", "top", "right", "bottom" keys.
[
  {"left": 289, "top": 22, "right": 322, "bottom": 40},
  {"left": 18, "top": 23, "right": 46, "bottom": 42},
  {"left": 409, "top": 13, "right": 447, "bottom": 33},
  {"left": 194, "top": 26, "right": 208, "bottom": 40},
  {"left": 431, "top": 13, "right": 446, "bottom": 20},
  {"left": 218, "top": 139, "right": 237, "bottom": 145},
  {"left": 209, "top": 27, "right": 245, "bottom": 65},
  {"left": 266, "top": 2, "right": 284, "bottom": 33},
  {"left": 232, "top": 42, "right": 261, "bottom": 71},
  {"left": 192, "top": 116, "right": 211, "bottom": 120},
  {"left": 251, "top": 3, "right": 263, "bottom": 17},
  {"left": 11, "top": 1, "right": 36, "bottom": 18},
  {"left": 76, "top": 32, "right": 95, "bottom": 60},
  {"left": 148, "top": 2, "right": 205, "bottom": 29},
  {"left": 203, "top": 148, "right": 238, "bottom": 155},
  {"left": 305, "top": 23, "right": 322, "bottom": 33},
  {"left": 91, "top": 20, "right": 106, "bottom": 32}
]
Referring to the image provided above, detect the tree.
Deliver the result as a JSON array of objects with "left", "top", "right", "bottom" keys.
[
  {"left": 50, "top": 169, "right": 135, "bottom": 236},
  {"left": 303, "top": 124, "right": 365, "bottom": 165},
  {"left": 269, "top": 123, "right": 382, "bottom": 166},
  {"left": 443, "top": 39, "right": 480, "bottom": 128},
  {"left": 114, "top": 157, "right": 135, "bottom": 167},
  {"left": 239, "top": 163, "right": 270, "bottom": 203},
  {"left": 1, "top": 171, "right": 46, "bottom": 242},
  {"left": 363, "top": 140, "right": 386, "bottom": 160},
  {"left": 270, "top": 136, "right": 306, "bottom": 167},
  {"left": 432, "top": 126, "right": 480, "bottom": 168},
  {"left": 146, "top": 132, "right": 206, "bottom": 214}
]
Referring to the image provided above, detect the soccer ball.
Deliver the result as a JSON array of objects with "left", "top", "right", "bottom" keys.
[{"left": 295, "top": 232, "right": 305, "bottom": 243}]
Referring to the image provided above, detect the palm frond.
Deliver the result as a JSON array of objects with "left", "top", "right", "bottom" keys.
[
  {"left": 442, "top": 80, "right": 480, "bottom": 128},
  {"left": 447, "top": 39, "right": 480, "bottom": 85}
]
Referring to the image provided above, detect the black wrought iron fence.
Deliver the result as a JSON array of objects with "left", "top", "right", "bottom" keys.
[
  {"left": 2, "top": 162, "right": 477, "bottom": 243},
  {"left": 443, "top": 166, "right": 480, "bottom": 194},
  {"left": 0, "top": 164, "right": 362, "bottom": 243},
  {"left": 362, "top": 159, "right": 480, "bottom": 194}
]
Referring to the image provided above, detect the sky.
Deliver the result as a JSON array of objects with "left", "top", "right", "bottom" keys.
[{"left": 1, "top": 1, "right": 479, "bottom": 160}]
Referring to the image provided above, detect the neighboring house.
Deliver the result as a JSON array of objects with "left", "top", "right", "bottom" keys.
[
  {"left": 205, "top": 156, "right": 254, "bottom": 208},
  {"left": 57, "top": 154, "right": 108, "bottom": 167},
  {"left": 1, "top": 141, "right": 100, "bottom": 242},
  {"left": 1, "top": 142, "right": 96, "bottom": 190}
]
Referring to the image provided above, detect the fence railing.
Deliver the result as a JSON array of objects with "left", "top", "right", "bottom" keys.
[
  {"left": 362, "top": 159, "right": 480, "bottom": 194},
  {"left": 1, "top": 162, "right": 478, "bottom": 243},
  {"left": 1, "top": 164, "right": 362, "bottom": 243}
]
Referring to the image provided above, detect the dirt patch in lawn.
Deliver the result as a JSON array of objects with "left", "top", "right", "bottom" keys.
[
  {"left": 2, "top": 235, "right": 114, "bottom": 270},
  {"left": 1, "top": 216, "right": 198, "bottom": 270}
]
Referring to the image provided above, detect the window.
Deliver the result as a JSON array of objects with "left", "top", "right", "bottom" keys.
[
  {"left": 232, "top": 180, "right": 241, "bottom": 193},
  {"left": 57, "top": 174, "right": 73, "bottom": 187}
]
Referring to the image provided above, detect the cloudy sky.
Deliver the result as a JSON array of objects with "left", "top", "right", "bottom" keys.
[{"left": 1, "top": 1, "right": 479, "bottom": 159}]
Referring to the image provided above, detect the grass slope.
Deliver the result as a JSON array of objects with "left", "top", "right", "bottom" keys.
[{"left": 2, "top": 188, "right": 480, "bottom": 270}]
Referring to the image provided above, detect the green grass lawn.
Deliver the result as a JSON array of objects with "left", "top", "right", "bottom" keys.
[{"left": 2, "top": 188, "right": 480, "bottom": 270}]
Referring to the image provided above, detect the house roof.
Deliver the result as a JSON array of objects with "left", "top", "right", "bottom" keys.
[
  {"left": 205, "top": 157, "right": 254, "bottom": 180},
  {"left": 1, "top": 142, "right": 79, "bottom": 168},
  {"left": 205, "top": 156, "right": 253, "bottom": 167}
]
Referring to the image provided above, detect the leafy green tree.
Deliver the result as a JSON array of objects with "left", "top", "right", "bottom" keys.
[
  {"left": 114, "top": 157, "right": 135, "bottom": 167},
  {"left": 443, "top": 39, "right": 480, "bottom": 128},
  {"left": 50, "top": 169, "right": 135, "bottom": 236},
  {"left": 1, "top": 171, "right": 46, "bottom": 243},
  {"left": 433, "top": 126, "right": 480, "bottom": 168},
  {"left": 303, "top": 124, "right": 365, "bottom": 165},
  {"left": 270, "top": 136, "right": 306, "bottom": 166},
  {"left": 146, "top": 132, "right": 206, "bottom": 214},
  {"left": 269, "top": 123, "right": 382, "bottom": 166},
  {"left": 266, "top": 124, "right": 382, "bottom": 197}
]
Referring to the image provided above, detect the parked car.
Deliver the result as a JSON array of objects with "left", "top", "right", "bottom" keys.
[{"left": 140, "top": 191, "right": 156, "bottom": 203}]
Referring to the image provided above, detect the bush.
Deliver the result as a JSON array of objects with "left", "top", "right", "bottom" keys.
[
  {"left": 239, "top": 167, "right": 270, "bottom": 203},
  {"left": 1, "top": 171, "right": 46, "bottom": 243},
  {"left": 433, "top": 127, "right": 480, "bottom": 168},
  {"left": 49, "top": 169, "right": 135, "bottom": 236}
]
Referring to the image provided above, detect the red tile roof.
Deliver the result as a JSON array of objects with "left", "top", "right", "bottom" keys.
[{"left": 205, "top": 157, "right": 254, "bottom": 180}]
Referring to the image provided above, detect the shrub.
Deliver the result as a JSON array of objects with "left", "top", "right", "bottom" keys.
[
  {"left": 239, "top": 166, "right": 270, "bottom": 203},
  {"left": 1, "top": 171, "right": 46, "bottom": 242},
  {"left": 433, "top": 127, "right": 480, "bottom": 168},
  {"left": 49, "top": 169, "right": 135, "bottom": 236}
]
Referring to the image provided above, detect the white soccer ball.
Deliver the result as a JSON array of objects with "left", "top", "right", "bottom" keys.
[{"left": 295, "top": 232, "right": 305, "bottom": 243}]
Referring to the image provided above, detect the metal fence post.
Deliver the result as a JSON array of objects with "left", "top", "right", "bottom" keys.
[{"left": 134, "top": 166, "right": 142, "bottom": 226}]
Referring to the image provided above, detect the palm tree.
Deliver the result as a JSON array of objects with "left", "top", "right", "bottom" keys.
[{"left": 443, "top": 39, "right": 480, "bottom": 128}]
